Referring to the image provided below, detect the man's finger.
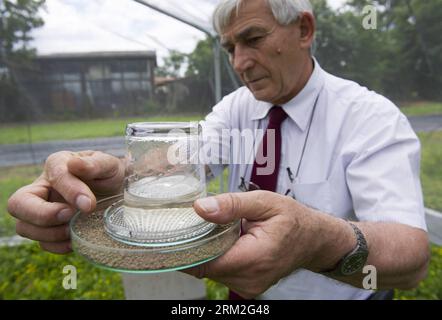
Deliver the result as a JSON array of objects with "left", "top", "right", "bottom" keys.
[
  {"left": 68, "top": 151, "right": 124, "bottom": 182},
  {"left": 68, "top": 152, "right": 125, "bottom": 195},
  {"left": 193, "top": 191, "right": 284, "bottom": 224},
  {"left": 8, "top": 188, "right": 76, "bottom": 227},
  {"left": 44, "top": 152, "right": 96, "bottom": 212},
  {"left": 16, "top": 221, "right": 70, "bottom": 242},
  {"left": 183, "top": 231, "right": 267, "bottom": 279},
  {"left": 39, "top": 240, "right": 72, "bottom": 255}
]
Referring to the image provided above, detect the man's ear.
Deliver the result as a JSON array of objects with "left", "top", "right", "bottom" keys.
[{"left": 299, "top": 12, "right": 315, "bottom": 49}]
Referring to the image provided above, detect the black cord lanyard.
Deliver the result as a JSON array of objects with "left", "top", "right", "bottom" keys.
[{"left": 293, "top": 87, "right": 323, "bottom": 181}]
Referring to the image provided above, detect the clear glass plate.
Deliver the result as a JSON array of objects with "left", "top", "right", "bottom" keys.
[{"left": 70, "top": 194, "right": 240, "bottom": 273}]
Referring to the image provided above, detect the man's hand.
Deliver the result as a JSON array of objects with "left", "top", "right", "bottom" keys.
[
  {"left": 183, "top": 191, "right": 328, "bottom": 299},
  {"left": 184, "top": 192, "right": 430, "bottom": 298},
  {"left": 7, "top": 150, "right": 125, "bottom": 254}
]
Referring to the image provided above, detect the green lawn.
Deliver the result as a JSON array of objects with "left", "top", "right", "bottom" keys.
[
  {"left": 0, "top": 132, "right": 441, "bottom": 299},
  {"left": 418, "top": 131, "right": 442, "bottom": 212},
  {"left": 400, "top": 102, "right": 442, "bottom": 117},
  {"left": 0, "top": 115, "right": 203, "bottom": 145},
  {"left": 0, "top": 243, "right": 124, "bottom": 300},
  {"left": 395, "top": 244, "right": 442, "bottom": 300},
  {"left": 0, "top": 102, "right": 441, "bottom": 145},
  {"left": 0, "top": 166, "right": 42, "bottom": 237}
]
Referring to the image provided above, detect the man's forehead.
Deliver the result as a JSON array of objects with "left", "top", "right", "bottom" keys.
[{"left": 219, "top": 0, "right": 276, "bottom": 39}]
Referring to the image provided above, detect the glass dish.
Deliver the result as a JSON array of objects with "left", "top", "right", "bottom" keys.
[{"left": 70, "top": 194, "right": 240, "bottom": 273}]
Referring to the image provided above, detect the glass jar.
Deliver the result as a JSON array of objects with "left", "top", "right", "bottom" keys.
[{"left": 104, "top": 122, "right": 214, "bottom": 246}]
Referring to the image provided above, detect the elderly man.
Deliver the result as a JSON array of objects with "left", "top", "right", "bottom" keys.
[{"left": 8, "top": 0, "right": 429, "bottom": 300}]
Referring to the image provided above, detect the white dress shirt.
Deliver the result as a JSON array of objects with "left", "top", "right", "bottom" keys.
[{"left": 200, "top": 58, "right": 427, "bottom": 300}]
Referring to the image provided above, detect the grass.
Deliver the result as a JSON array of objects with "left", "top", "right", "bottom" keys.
[
  {"left": 0, "top": 165, "right": 43, "bottom": 237},
  {"left": 395, "top": 245, "right": 442, "bottom": 300},
  {"left": 417, "top": 131, "right": 442, "bottom": 212},
  {"left": 0, "top": 102, "right": 440, "bottom": 145},
  {"left": 399, "top": 102, "right": 442, "bottom": 117},
  {"left": 0, "top": 243, "right": 124, "bottom": 299},
  {"left": 0, "top": 115, "right": 203, "bottom": 145},
  {"left": 0, "top": 130, "right": 441, "bottom": 299}
]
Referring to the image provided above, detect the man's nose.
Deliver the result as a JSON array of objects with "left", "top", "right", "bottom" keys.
[{"left": 232, "top": 45, "right": 254, "bottom": 74}]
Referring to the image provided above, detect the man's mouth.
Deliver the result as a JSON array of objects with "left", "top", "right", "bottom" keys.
[{"left": 247, "top": 77, "right": 266, "bottom": 85}]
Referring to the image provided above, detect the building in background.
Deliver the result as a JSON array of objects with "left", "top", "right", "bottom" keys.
[{"left": 16, "top": 51, "right": 157, "bottom": 121}]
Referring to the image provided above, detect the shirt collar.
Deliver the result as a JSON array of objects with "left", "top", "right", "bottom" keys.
[{"left": 251, "top": 57, "right": 325, "bottom": 132}]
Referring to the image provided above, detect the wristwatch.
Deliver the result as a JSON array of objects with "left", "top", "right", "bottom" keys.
[{"left": 324, "top": 222, "right": 369, "bottom": 277}]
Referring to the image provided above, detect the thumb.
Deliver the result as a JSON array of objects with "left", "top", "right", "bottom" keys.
[{"left": 193, "top": 191, "right": 282, "bottom": 224}]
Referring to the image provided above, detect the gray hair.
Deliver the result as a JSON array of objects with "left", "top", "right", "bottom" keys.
[{"left": 213, "top": 0, "right": 314, "bottom": 34}]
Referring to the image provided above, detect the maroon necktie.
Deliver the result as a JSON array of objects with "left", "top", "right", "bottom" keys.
[
  {"left": 250, "top": 106, "right": 288, "bottom": 191},
  {"left": 229, "top": 106, "right": 288, "bottom": 300}
]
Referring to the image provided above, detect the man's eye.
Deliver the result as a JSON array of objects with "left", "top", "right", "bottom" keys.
[{"left": 225, "top": 46, "right": 234, "bottom": 55}]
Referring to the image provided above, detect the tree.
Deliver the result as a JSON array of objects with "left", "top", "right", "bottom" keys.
[
  {"left": 0, "top": 0, "right": 45, "bottom": 66},
  {"left": 156, "top": 0, "right": 441, "bottom": 109},
  {"left": 186, "top": 36, "right": 240, "bottom": 97},
  {"left": 0, "top": 0, "right": 46, "bottom": 122},
  {"left": 186, "top": 38, "right": 214, "bottom": 79},
  {"left": 314, "top": 0, "right": 393, "bottom": 96},
  {"left": 156, "top": 50, "right": 188, "bottom": 78},
  {"left": 399, "top": 0, "right": 442, "bottom": 100},
  {"left": 155, "top": 36, "right": 239, "bottom": 112},
  {"left": 342, "top": 0, "right": 442, "bottom": 101}
]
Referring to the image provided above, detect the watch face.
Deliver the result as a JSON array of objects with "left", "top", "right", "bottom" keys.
[{"left": 341, "top": 252, "right": 368, "bottom": 276}]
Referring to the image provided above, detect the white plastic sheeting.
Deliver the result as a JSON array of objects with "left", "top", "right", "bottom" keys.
[{"left": 31, "top": 0, "right": 219, "bottom": 61}]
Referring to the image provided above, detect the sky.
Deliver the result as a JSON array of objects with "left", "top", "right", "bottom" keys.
[{"left": 31, "top": 0, "right": 347, "bottom": 66}]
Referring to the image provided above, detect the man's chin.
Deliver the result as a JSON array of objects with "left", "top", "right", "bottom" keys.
[{"left": 249, "top": 89, "right": 273, "bottom": 103}]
